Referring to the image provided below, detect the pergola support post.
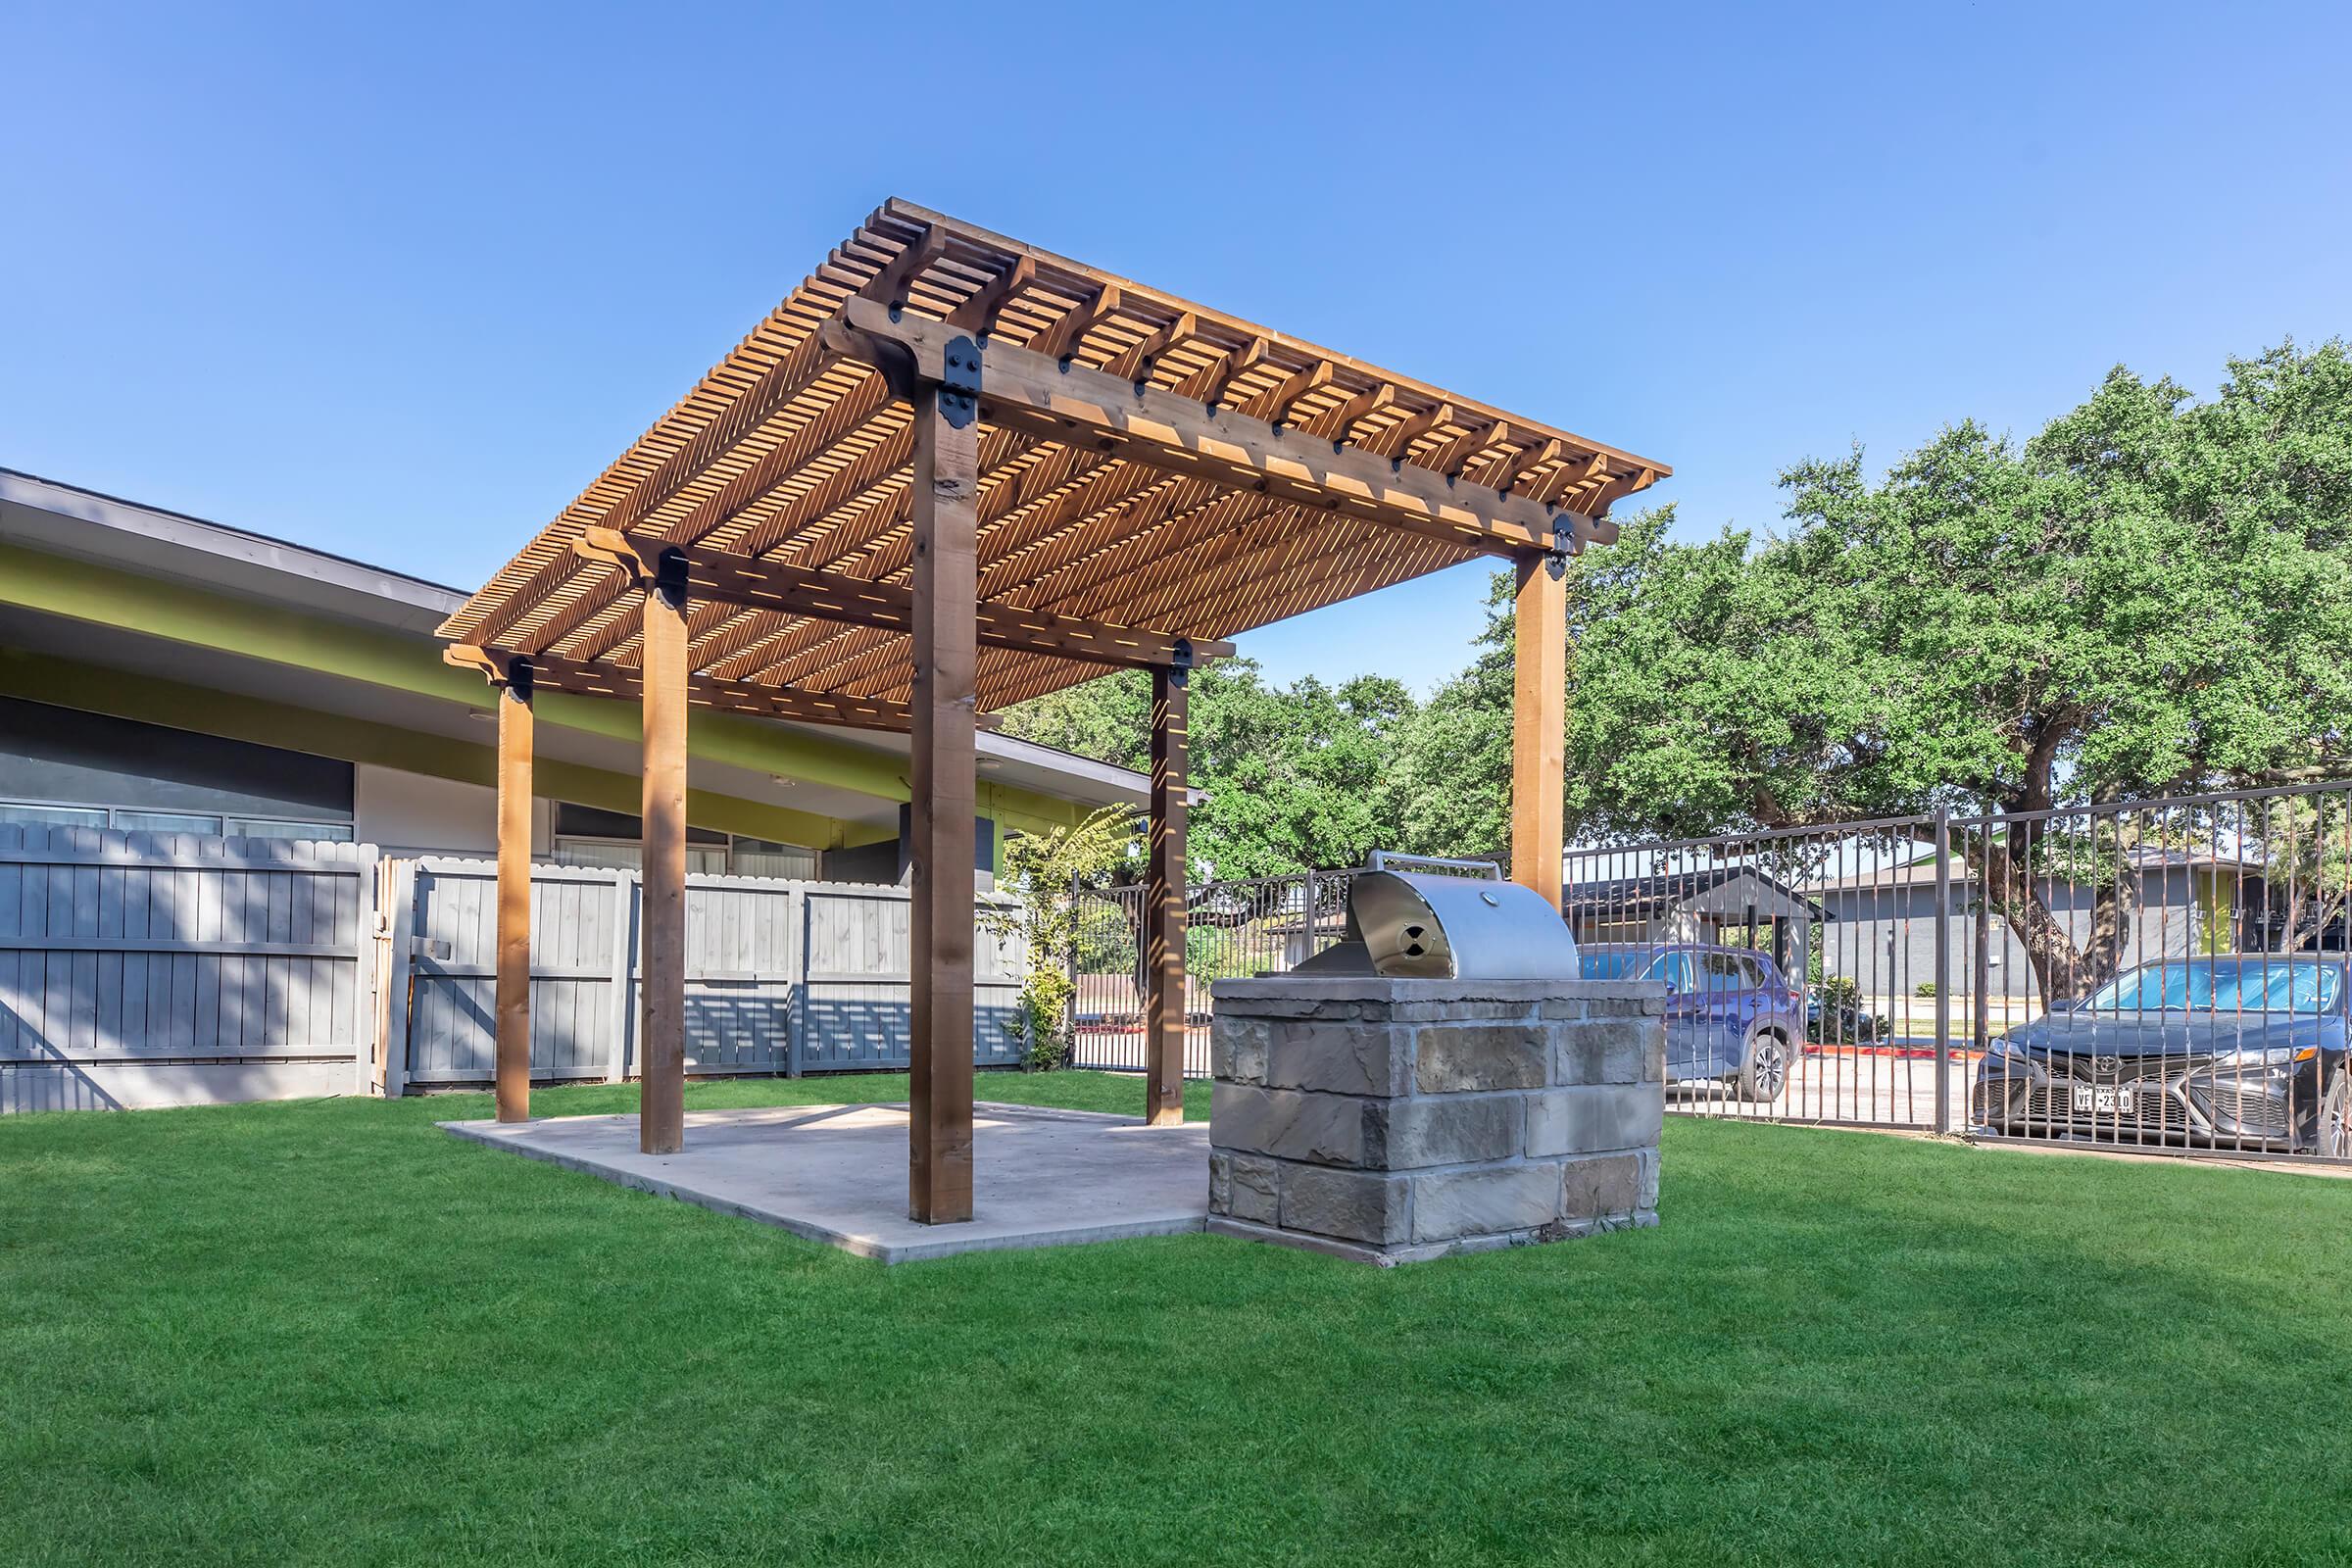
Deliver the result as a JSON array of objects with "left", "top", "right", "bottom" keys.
[
  {"left": 1511, "top": 549, "right": 1567, "bottom": 911},
  {"left": 493, "top": 663, "right": 534, "bottom": 1123},
  {"left": 908, "top": 380, "right": 978, "bottom": 1224},
  {"left": 639, "top": 562, "right": 690, "bottom": 1156},
  {"left": 1145, "top": 656, "right": 1190, "bottom": 1126}
]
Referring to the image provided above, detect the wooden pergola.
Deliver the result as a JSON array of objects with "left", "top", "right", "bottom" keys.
[{"left": 438, "top": 199, "right": 1667, "bottom": 1223}]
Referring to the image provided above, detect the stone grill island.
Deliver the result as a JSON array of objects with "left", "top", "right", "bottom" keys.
[{"left": 1206, "top": 861, "right": 1665, "bottom": 1264}]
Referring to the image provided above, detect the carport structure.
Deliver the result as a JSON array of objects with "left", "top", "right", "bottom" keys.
[{"left": 437, "top": 199, "right": 1667, "bottom": 1223}]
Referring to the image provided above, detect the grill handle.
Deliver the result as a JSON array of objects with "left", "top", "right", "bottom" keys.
[{"left": 1365, "top": 851, "right": 1503, "bottom": 882}]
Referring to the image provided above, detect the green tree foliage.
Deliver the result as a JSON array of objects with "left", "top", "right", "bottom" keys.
[
  {"left": 1374, "top": 589, "right": 1517, "bottom": 859},
  {"left": 1001, "top": 340, "right": 2352, "bottom": 1001},
  {"left": 999, "top": 658, "right": 1420, "bottom": 880},
  {"left": 1559, "top": 340, "right": 2352, "bottom": 995},
  {"left": 978, "top": 806, "right": 1135, "bottom": 1069}
]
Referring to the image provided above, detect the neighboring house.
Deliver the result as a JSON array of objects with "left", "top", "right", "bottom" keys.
[
  {"left": 0, "top": 468, "right": 1150, "bottom": 876},
  {"left": 1798, "top": 848, "right": 2288, "bottom": 1004},
  {"left": 1561, "top": 866, "right": 1822, "bottom": 982}
]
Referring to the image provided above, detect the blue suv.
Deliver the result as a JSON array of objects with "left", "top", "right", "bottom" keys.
[{"left": 1578, "top": 942, "right": 1806, "bottom": 1100}]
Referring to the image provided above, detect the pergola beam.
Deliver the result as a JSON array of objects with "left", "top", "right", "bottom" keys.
[
  {"left": 820, "top": 299, "right": 1612, "bottom": 559},
  {"left": 448, "top": 642, "right": 970, "bottom": 733},
  {"left": 572, "top": 526, "right": 1232, "bottom": 672}
]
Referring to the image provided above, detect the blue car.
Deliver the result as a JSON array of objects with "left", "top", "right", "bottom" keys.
[
  {"left": 1971, "top": 956, "right": 2352, "bottom": 1156},
  {"left": 1578, "top": 942, "right": 1806, "bottom": 1100}
]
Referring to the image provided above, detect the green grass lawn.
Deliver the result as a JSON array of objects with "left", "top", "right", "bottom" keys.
[{"left": 5, "top": 1073, "right": 2350, "bottom": 1566}]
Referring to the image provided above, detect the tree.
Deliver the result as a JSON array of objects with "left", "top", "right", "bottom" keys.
[
  {"left": 979, "top": 805, "right": 1135, "bottom": 1068},
  {"left": 1558, "top": 340, "right": 2352, "bottom": 998},
  {"left": 998, "top": 657, "right": 1422, "bottom": 880},
  {"left": 998, "top": 341, "right": 2352, "bottom": 1001},
  {"left": 1371, "top": 586, "right": 1515, "bottom": 858},
  {"left": 2244, "top": 790, "right": 2352, "bottom": 953}
]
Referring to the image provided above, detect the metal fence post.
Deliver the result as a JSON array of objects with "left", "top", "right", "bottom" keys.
[
  {"left": 1933, "top": 804, "right": 1953, "bottom": 1135},
  {"left": 1064, "top": 872, "right": 1081, "bottom": 1054},
  {"left": 1974, "top": 823, "right": 1992, "bottom": 1064},
  {"left": 1302, "top": 865, "right": 1319, "bottom": 956}
]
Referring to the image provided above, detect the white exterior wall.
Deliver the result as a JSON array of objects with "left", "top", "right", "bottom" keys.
[{"left": 354, "top": 764, "right": 551, "bottom": 858}]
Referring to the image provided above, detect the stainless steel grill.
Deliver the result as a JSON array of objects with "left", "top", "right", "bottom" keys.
[{"left": 1297, "top": 853, "right": 1581, "bottom": 981}]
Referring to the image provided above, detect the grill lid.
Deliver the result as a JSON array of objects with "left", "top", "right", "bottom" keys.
[{"left": 1303, "top": 853, "right": 1581, "bottom": 981}]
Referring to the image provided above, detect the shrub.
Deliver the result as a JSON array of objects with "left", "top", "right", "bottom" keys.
[{"left": 979, "top": 807, "right": 1137, "bottom": 1070}]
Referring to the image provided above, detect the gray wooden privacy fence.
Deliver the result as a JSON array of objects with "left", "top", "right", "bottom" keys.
[
  {"left": 385, "top": 857, "right": 1027, "bottom": 1093},
  {"left": 0, "top": 824, "right": 379, "bottom": 1113}
]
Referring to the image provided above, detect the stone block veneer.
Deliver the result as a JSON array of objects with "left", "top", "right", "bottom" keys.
[{"left": 1206, "top": 977, "right": 1665, "bottom": 1264}]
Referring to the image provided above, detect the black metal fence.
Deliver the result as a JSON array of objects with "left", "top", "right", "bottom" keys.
[
  {"left": 1562, "top": 780, "right": 2352, "bottom": 1164},
  {"left": 1068, "top": 869, "right": 1361, "bottom": 1078},
  {"left": 1070, "top": 779, "right": 2352, "bottom": 1167}
]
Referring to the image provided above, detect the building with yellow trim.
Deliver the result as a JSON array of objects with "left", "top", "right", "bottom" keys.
[{"left": 0, "top": 469, "right": 1148, "bottom": 875}]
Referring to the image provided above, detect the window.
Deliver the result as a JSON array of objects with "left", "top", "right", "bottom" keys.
[
  {"left": 110, "top": 809, "right": 227, "bottom": 835},
  {"left": 1651, "top": 953, "right": 1698, "bottom": 992},
  {"left": 0, "top": 801, "right": 351, "bottom": 842},
  {"left": 1697, "top": 951, "right": 1749, "bottom": 992},
  {"left": 0, "top": 803, "right": 107, "bottom": 830},
  {"left": 730, "top": 837, "right": 818, "bottom": 879},
  {"left": 2081, "top": 959, "right": 2342, "bottom": 1015},
  {"left": 227, "top": 816, "right": 354, "bottom": 843},
  {"left": 553, "top": 838, "right": 731, "bottom": 875}
]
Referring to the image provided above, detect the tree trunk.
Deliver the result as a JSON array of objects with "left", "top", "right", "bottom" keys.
[
  {"left": 1962, "top": 827, "right": 2136, "bottom": 1004},
  {"left": 2288, "top": 889, "right": 2343, "bottom": 953}
]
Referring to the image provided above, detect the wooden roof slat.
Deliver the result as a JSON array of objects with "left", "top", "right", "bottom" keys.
[
  {"left": 1104, "top": 311, "right": 1198, "bottom": 381},
  {"left": 441, "top": 200, "right": 1668, "bottom": 715},
  {"left": 683, "top": 429, "right": 1083, "bottom": 679},
  {"left": 1298, "top": 382, "right": 1396, "bottom": 442},
  {"left": 548, "top": 371, "right": 899, "bottom": 660},
  {"left": 1358, "top": 400, "right": 1454, "bottom": 460},
  {"left": 753, "top": 483, "right": 1265, "bottom": 694},
  {"left": 1031, "top": 283, "right": 1124, "bottom": 364}
]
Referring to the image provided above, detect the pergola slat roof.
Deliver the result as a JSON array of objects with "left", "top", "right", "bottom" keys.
[{"left": 440, "top": 198, "right": 1670, "bottom": 721}]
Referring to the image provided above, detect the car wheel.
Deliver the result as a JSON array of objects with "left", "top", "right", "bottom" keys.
[
  {"left": 2321, "top": 1071, "right": 2352, "bottom": 1160},
  {"left": 1740, "top": 1030, "right": 1789, "bottom": 1101}
]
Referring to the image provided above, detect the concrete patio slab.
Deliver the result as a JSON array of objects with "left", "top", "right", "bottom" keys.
[{"left": 440, "top": 1102, "right": 1212, "bottom": 1262}]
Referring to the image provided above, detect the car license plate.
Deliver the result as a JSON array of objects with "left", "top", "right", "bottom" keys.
[{"left": 2071, "top": 1084, "right": 2127, "bottom": 1115}]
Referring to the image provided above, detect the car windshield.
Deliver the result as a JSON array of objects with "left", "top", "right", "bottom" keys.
[
  {"left": 2077, "top": 959, "right": 2343, "bottom": 1014},
  {"left": 1579, "top": 950, "right": 1652, "bottom": 980}
]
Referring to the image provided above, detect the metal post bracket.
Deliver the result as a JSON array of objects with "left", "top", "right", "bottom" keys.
[
  {"left": 442, "top": 643, "right": 535, "bottom": 697},
  {"left": 939, "top": 335, "right": 981, "bottom": 429}
]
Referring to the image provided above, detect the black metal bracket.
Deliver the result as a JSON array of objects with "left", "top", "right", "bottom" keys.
[
  {"left": 653, "top": 546, "right": 691, "bottom": 611},
  {"left": 939, "top": 335, "right": 981, "bottom": 429},
  {"left": 503, "top": 654, "right": 536, "bottom": 702},
  {"left": 1167, "top": 636, "right": 1193, "bottom": 689},
  {"left": 1544, "top": 549, "right": 1570, "bottom": 581}
]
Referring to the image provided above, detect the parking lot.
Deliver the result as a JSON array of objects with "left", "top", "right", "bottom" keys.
[{"left": 1670, "top": 1047, "right": 1978, "bottom": 1130}]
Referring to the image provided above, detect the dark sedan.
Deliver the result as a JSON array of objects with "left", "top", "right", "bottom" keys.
[{"left": 1971, "top": 956, "right": 2352, "bottom": 1156}]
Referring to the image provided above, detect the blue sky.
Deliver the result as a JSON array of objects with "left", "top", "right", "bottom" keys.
[{"left": 4, "top": 1, "right": 2346, "bottom": 694}]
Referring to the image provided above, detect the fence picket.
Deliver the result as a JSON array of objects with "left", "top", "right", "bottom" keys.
[{"left": 394, "top": 860, "right": 1024, "bottom": 1088}]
